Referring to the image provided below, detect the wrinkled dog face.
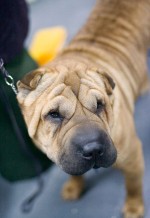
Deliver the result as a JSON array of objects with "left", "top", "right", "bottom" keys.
[{"left": 17, "top": 60, "right": 117, "bottom": 175}]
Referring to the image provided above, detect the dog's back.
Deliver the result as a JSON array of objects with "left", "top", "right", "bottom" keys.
[{"left": 61, "top": 0, "right": 150, "bottom": 105}]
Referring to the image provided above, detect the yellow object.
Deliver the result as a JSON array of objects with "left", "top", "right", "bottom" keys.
[{"left": 29, "top": 27, "right": 67, "bottom": 65}]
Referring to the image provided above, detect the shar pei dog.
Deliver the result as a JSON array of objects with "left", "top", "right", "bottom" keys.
[{"left": 17, "top": 0, "right": 150, "bottom": 217}]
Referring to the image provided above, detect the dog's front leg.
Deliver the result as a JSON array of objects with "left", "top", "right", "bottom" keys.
[
  {"left": 121, "top": 138, "right": 144, "bottom": 218},
  {"left": 62, "top": 175, "right": 84, "bottom": 200}
]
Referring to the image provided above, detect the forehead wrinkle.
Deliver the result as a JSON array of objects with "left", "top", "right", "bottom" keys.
[
  {"left": 77, "top": 89, "right": 94, "bottom": 113},
  {"left": 46, "top": 83, "right": 66, "bottom": 100},
  {"left": 78, "top": 82, "right": 108, "bottom": 116},
  {"left": 64, "top": 71, "right": 81, "bottom": 96},
  {"left": 32, "top": 82, "right": 66, "bottom": 110},
  {"left": 36, "top": 70, "right": 70, "bottom": 103},
  {"left": 81, "top": 78, "right": 105, "bottom": 92},
  {"left": 85, "top": 70, "right": 105, "bottom": 88},
  {"left": 24, "top": 73, "right": 58, "bottom": 106},
  {"left": 45, "top": 84, "right": 77, "bottom": 117},
  {"left": 78, "top": 96, "right": 110, "bottom": 132},
  {"left": 76, "top": 100, "right": 98, "bottom": 121},
  {"left": 61, "top": 97, "right": 78, "bottom": 123},
  {"left": 61, "top": 86, "right": 78, "bottom": 112}
]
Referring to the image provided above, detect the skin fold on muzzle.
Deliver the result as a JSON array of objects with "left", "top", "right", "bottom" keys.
[{"left": 59, "top": 124, "right": 117, "bottom": 175}]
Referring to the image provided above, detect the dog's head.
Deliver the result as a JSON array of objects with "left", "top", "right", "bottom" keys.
[{"left": 17, "top": 59, "right": 117, "bottom": 175}]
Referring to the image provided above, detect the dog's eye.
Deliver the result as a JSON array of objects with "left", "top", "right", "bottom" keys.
[
  {"left": 96, "top": 100, "right": 105, "bottom": 112},
  {"left": 47, "top": 111, "right": 64, "bottom": 121}
]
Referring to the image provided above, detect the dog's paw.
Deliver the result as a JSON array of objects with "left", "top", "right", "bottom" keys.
[
  {"left": 122, "top": 199, "right": 144, "bottom": 218},
  {"left": 61, "top": 176, "right": 84, "bottom": 200}
]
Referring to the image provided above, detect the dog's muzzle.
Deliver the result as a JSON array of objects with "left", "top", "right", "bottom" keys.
[{"left": 59, "top": 125, "right": 117, "bottom": 175}]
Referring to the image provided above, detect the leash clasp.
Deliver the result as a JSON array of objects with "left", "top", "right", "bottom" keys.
[{"left": 0, "top": 58, "right": 18, "bottom": 95}]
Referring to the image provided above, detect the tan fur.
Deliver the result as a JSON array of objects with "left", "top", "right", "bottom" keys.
[{"left": 17, "top": 0, "right": 150, "bottom": 217}]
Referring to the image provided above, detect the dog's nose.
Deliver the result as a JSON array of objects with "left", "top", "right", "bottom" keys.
[
  {"left": 60, "top": 124, "right": 117, "bottom": 175},
  {"left": 71, "top": 125, "right": 106, "bottom": 157},
  {"left": 82, "top": 142, "right": 104, "bottom": 159}
]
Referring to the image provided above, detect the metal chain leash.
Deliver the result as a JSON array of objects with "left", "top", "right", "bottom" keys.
[{"left": 0, "top": 58, "right": 18, "bottom": 94}]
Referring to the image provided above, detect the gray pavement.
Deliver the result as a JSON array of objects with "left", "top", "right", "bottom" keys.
[
  {"left": 0, "top": 0, "right": 150, "bottom": 218},
  {"left": 26, "top": 0, "right": 95, "bottom": 46}
]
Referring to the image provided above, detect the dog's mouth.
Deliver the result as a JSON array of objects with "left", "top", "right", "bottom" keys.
[
  {"left": 92, "top": 149, "right": 117, "bottom": 169},
  {"left": 92, "top": 153, "right": 117, "bottom": 169},
  {"left": 93, "top": 165, "right": 100, "bottom": 169},
  {"left": 93, "top": 163, "right": 101, "bottom": 169},
  {"left": 59, "top": 146, "right": 117, "bottom": 175}
]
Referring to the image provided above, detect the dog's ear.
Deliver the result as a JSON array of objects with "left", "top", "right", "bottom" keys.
[
  {"left": 98, "top": 70, "right": 115, "bottom": 95},
  {"left": 17, "top": 69, "right": 44, "bottom": 91},
  {"left": 17, "top": 69, "right": 46, "bottom": 105}
]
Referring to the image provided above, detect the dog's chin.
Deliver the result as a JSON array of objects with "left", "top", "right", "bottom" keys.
[
  {"left": 59, "top": 161, "right": 93, "bottom": 175},
  {"left": 59, "top": 149, "right": 117, "bottom": 175}
]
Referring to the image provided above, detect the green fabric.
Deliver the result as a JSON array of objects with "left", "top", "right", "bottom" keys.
[{"left": 0, "top": 49, "right": 52, "bottom": 182}]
